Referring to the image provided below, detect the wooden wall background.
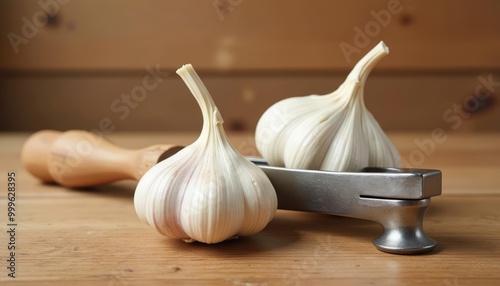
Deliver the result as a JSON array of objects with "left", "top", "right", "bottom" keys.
[{"left": 0, "top": 0, "right": 499, "bottom": 132}]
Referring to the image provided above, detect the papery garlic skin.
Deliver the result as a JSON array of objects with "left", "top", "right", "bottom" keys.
[
  {"left": 134, "top": 64, "right": 277, "bottom": 244},
  {"left": 255, "top": 41, "right": 400, "bottom": 172}
]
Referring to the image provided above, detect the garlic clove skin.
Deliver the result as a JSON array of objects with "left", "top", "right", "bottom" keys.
[
  {"left": 134, "top": 64, "right": 277, "bottom": 244},
  {"left": 255, "top": 41, "right": 400, "bottom": 172},
  {"left": 362, "top": 111, "right": 401, "bottom": 167}
]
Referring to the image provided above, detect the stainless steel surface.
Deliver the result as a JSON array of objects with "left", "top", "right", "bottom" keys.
[{"left": 249, "top": 158, "right": 442, "bottom": 255}]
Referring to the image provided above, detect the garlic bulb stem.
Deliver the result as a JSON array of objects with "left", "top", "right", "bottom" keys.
[
  {"left": 176, "top": 66, "right": 223, "bottom": 140},
  {"left": 346, "top": 41, "right": 389, "bottom": 85}
]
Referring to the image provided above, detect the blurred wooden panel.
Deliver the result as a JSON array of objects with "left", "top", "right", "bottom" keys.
[
  {"left": 1, "top": 0, "right": 500, "bottom": 71},
  {"left": 1, "top": 73, "right": 497, "bottom": 132}
]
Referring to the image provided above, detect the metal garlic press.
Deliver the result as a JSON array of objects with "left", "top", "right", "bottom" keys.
[
  {"left": 21, "top": 130, "right": 442, "bottom": 254},
  {"left": 250, "top": 158, "right": 442, "bottom": 255}
]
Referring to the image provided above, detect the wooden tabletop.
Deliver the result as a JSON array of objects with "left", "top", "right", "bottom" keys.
[{"left": 1, "top": 132, "right": 499, "bottom": 285}]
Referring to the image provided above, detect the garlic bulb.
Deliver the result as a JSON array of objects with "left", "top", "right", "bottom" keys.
[
  {"left": 134, "top": 64, "right": 277, "bottom": 244},
  {"left": 255, "top": 41, "right": 400, "bottom": 172}
]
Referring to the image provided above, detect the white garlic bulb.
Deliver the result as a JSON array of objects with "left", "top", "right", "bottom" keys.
[
  {"left": 255, "top": 41, "right": 400, "bottom": 172},
  {"left": 134, "top": 64, "right": 277, "bottom": 244}
]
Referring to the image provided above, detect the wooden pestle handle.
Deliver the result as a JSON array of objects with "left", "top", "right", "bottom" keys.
[{"left": 21, "top": 130, "right": 184, "bottom": 187}]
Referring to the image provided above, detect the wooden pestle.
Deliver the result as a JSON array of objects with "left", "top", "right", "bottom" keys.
[{"left": 21, "top": 130, "right": 184, "bottom": 187}]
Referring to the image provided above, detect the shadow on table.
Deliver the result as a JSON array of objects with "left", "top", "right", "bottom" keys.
[
  {"left": 271, "top": 211, "right": 381, "bottom": 245},
  {"left": 165, "top": 216, "right": 302, "bottom": 255},
  {"left": 165, "top": 211, "right": 391, "bottom": 256},
  {"left": 69, "top": 180, "right": 137, "bottom": 199}
]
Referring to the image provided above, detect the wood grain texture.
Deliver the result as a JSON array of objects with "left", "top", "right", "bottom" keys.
[
  {"left": 2, "top": 1, "right": 499, "bottom": 133},
  {"left": 1, "top": 73, "right": 498, "bottom": 132},
  {"left": 1, "top": 0, "right": 499, "bottom": 71},
  {"left": 0, "top": 132, "right": 499, "bottom": 285}
]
